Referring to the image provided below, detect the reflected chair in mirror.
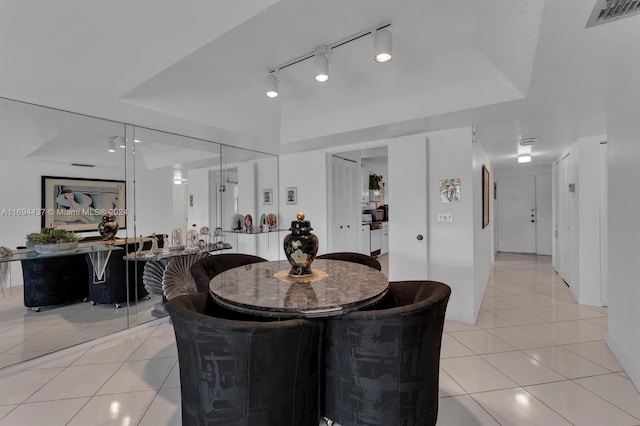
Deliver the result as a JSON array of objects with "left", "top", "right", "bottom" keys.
[
  {"left": 162, "top": 252, "right": 210, "bottom": 300},
  {"left": 190, "top": 253, "right": 267, "bottom": 293},
  {"left": 323, "top": 280, "right": 451, "bottom": 426},
  {"left": 316, "top": 252, "right": 382, "bottom": 271},
  {"left": 166, "top": 293, "right": 322, "bottom": 426}
]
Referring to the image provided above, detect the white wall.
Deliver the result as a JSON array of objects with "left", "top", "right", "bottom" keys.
[
  {"left": 606, "top": 87, "right": 640, "bottom": 392},
  {"left": 427, "top": 128, "right": 477, "bottom": 323},
  {"left": 554, "top": 136, "right": 607, "bottom": 306},
  {"left": 494, "top": 165, "right": 552, "bottom": 255},
  {"left": 279, "top": 150, "right": 329, "bottom": 255},
  {"left": 473, "top": 139, "right": 494, "bottom": 317}
]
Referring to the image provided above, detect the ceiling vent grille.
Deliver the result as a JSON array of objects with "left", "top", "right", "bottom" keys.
[
  {"left": 586, "top": 0, "right": 640, "bottom": 28},
  {"left": 519, "top": 138, "right": 537, "bottom": 146},
  {"left": 71, "top": 163, "right": 95, "bottom": 167}
]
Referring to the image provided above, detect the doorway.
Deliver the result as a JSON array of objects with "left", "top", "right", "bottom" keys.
[{"left": 497, "top": 175, "right": 537, "bottom": 253}]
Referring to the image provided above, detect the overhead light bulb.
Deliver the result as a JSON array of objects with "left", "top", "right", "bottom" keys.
[
  {"left": 107, "top": 138, "right": 116, "bottom": 153},
  {"left": 117, "top": 136, "right": 126, "bottom": 148},
  {"left": 314, "top": 46, "right": 330, "bottom": 82},
  {"left": 518, "top": 154, "right": 532, "bottom": 163},
  {"left": 265, "top": 73, "right": 279, "bottom": 98},
  {"left": 374, "top": 28, "right": 392, "bottom": 63}
]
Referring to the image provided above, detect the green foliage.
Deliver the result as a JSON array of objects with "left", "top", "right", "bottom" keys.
[
  {"left": 26, "top": 228, "right": 80, "bottom": 244},
  {"left": 369, "top": 173, "right": 383, "bottom": 190}
]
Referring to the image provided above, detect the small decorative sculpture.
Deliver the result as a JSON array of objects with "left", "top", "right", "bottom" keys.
[
  {"left": 150, "top": 233, "right": 159, "bottom": 254},
  {"left": 98, "top": 214, "right": 119, "bottom": 245},
  {"left": 283, "top": 212, "right": 319, "bottom": 277}
]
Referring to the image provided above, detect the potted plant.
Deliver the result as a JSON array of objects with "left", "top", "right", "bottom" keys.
[
  {"left": 369, "top": 173, "right": 383, "bottom": 190},
  {"left": 26, "top": 228, "right": 81, "bottom": 254}
]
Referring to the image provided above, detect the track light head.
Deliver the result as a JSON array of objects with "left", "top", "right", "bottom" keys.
[
  {"left": 314, "top": 46, "right": 330, "bottom": 82},
  {"left": 107, "top": 137, "right": 116, "bottom": 153},
  {"left": 265, "top": 73, "right": 279, "bottom": 98},
  {"left": 374, "top": 28, "right": 392, "bottom": 63}
]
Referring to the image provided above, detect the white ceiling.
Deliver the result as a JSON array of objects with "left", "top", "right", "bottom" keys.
[{"left": 1, "top": 0, "right": 638, "bottom": 169}]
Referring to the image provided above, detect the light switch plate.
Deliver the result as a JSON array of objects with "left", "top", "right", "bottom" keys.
[{"left": 437, "top": 212, "right": 453, "bottom": 223}]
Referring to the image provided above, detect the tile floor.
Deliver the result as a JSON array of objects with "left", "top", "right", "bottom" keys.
[
  {"left": 0, "top": 283, "right": 160, "bottom": 369},
  {"left": 0, "top": 252, "right": 638, "bottom": 425}
]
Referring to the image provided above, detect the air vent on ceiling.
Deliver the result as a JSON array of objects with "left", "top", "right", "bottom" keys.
[
  {"left": 519, "top": 138, "right": 537, "bottom": 146},
  {"left": 586, "top": 0, "right": 640, "bottom": 28},
  {"left": 71, "top": 163, "right": 95, "bottom": 167}
]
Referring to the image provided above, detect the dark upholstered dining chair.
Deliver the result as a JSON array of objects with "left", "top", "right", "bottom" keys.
[
  {"left": 190, "top": 253, "right": 267, "bottom": 293},
  {"left": 323, "top": 280, "right": 451, "bottom": 426},
  {"left": 316, "top": 251, "right": 382, "bottom": 271},
  {"left": 166, "top": 292, "right": 323, "bottom": 426}
]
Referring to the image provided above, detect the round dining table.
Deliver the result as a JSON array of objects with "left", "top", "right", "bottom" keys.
[{"left": 209, "top": 259, "right": 389, "bottom": 318}]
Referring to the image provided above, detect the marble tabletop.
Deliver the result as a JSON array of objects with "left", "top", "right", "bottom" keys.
[{"left": 209, "top": 259, "right": 389, "bottom": 318}]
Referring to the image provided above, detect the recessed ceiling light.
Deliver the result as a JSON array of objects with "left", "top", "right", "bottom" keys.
[{"left": 518, "top": 154, "right": 532, "bottom": 163}]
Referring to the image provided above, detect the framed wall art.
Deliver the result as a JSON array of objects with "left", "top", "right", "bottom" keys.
[
  {"left": 482, "top": 165, "right": 490, "bottom": 228},
  {"left": 42, "top": 176, "right": 126, "bottom": 232},
  {"left": 285, "top": 187, "right": 297, "bottom": 205},
  {"left": 440, "top": 178, "right": 461, "bottom": 202},
  {"left": 262, "top": 188, "right": 273, "bottom": 205}
]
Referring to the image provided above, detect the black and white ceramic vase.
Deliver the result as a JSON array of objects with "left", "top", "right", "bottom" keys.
[
  {"left": 98, "top": 214, "right": 119, "bottom": 244},
  {"left": 283, "top": 212, "right": 318, "bottom": 277}
]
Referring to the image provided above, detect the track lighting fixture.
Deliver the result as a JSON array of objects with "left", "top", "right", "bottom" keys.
[
  {"left": 265, "top": 72, "right": 279, "bottom": 98},
  {"left": 265, "top": 22, "right": 391, "bottom": 98},
  {"left": 374, "top": 29, "right": 392, "bottom": 63},
  {"left": 107, "top": 137, "right": 116, "bottom": 153},
  {"left": 314, "top": 46, "right": 330, "bottom": 83}
]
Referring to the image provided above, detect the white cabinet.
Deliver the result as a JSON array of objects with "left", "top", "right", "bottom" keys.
[
  {"left": 256, "top": 231, "right": 281, "bottom": 260},
  {"left": 360, "top": 225, "right": 371, "bottom": 255},
  {"left": 370, "top": 228, "right": 382, "bottom": 256},
  {"left": 381, "top": 222, "right": 389, "bottom": 255},
  {"left": 329, "top": 155, "right": 359, "bottom": 252},
  {"left": 224, "top": 232, "right": 257, "bottom": 255}
]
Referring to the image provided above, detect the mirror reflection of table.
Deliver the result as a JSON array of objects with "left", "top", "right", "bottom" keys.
[{"left": 209, "top": 259, "right": 389, "bottom": 318}]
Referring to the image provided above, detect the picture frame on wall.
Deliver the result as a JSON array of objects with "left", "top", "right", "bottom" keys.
[
  {"left": 262, "top": 188, "right": 273, "bottom": 205},
  {"left": 42, "top": 176, "right": 126, "bottom": 232},
  {"left": 482, "top": 165, "right": 490, "bottom": 228},
  {"left": 439, "top": 178, "right": 461, "bottom": 202},
  {"left": 286, "top": 187, "right": 297, "bottom": 205}
]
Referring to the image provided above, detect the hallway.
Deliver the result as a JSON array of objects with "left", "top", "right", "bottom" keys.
[{"left": 0, "top": 253, "right": 637, "bottom": 425}]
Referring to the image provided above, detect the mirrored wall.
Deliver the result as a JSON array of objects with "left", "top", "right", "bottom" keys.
[{"left": 0, "top": 97, "right": 279, "bottom": 369}]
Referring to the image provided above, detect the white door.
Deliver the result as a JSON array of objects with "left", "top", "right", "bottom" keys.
[
  {"left": 497, "top": 176, "right": 536, "bottom": 253},
  {"left": 329, "top": 155, "right": 358, "bottom": 252},
  {"left": 388, "top": 134, "right": 428, "bottom": 280}
]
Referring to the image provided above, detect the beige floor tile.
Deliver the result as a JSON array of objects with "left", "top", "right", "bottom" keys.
[
  {"left": 437, "top": 395, "right": 500, "bottom": 426},
  {"left": 449, "top": 329, "right": 515, "bottom": 354},
  {"left": 471, "top": 388, "right": 573, "bottom": 425},
  {"left": 561, "top": 341, "right": 623, "bottom": 371},
  {"left": 440, "top": 356, "right": 517, "bottom": 393},
  {"left": 440, "top": 333, "right": 475, "bottom": 358},
  {"left": 525, "top": 381, "right": 640, "bottom": 426},
  {"left": 485, "top": 326, "right": 555, "bottom": 350},
  {"left": 523, "top": 346, "right": 610, "bottom": 379},
  {"left": 480, "top": 351, "right": 566, "bottom": 386},
  {"left": 574, "top": 373, "right": 640, "bottom": 420}
]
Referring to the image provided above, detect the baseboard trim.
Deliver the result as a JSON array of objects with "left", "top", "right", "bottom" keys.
[{"left": 605, "top": 333, "right": 640, "bottom": 393}]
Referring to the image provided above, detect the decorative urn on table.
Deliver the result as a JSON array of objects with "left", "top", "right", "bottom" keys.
[
  {"left": 283, "top": 212, "right": 319, "bottom": 277},
  {"left": 98, "top": 214, "right": 119, "bottom": 245}
]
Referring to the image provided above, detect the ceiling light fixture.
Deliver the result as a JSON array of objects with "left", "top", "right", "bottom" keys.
[
  {"left": 265, "top": 21, "right": 391, "bottom": 97},
  {"left": 518, "top": 154, "right": 532, "bottom": 163},
  {"left": 265, "top": 72, "right": 279, "bottom": 98},
  {"left": 374, "top": 29, "right": 392, "bottom": 63},
  {"left": 314, "top": 46, "right": 330, "bottom": 82},
  {"left": 107, "top": 137, "right": 116, "bottom": 153},
  {"left": 116, "top": 136, "right": 126, "bottom": 149}
]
